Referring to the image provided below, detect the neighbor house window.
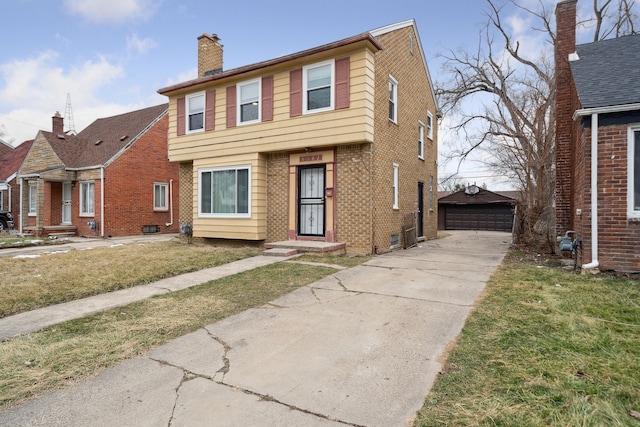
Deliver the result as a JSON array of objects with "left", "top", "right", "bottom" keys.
[
  {"left": 199, "top": 166, "right": 251, "bottom": 217},
  {"left": 389, "top": 75, "right": 398, "bottom": 123},
  {"left": 393, "top": 163, "right": 399, "bottom": 209},
  {"left": 303, "top": 60, "right": 334, "bottom": 113},
  {"left": 28, "top": 183, "right": 36, "bottom": 215},
  {"left": 80, "top": 181, "right": 94, "bottom": 216},
  {"left": 629, "top": 127, "right": 640, "bottom": 218},
  {"left": 427, "top": 111, "right": 434, "bottom": 139},
  {"left": 186, "top": 92, "right": 205, "bottom": 133},
  {"left": 418, "top": 121, "right": 425, "bottom": 159},
  {"left": 238, "top": 79, "right": 261, "bottom": 124},
  {"left": 154, "top": 183, "right": 168, "bottom": 211}
]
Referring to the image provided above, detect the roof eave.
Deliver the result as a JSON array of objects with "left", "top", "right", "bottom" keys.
[
  {"left": 573, "top": 102, "right": 640, "bottom": 120},
  {"left": 158, "top": 33, "right": 383, "bottom": 96}
]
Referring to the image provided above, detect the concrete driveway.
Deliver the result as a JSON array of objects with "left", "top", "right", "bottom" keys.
[{"left": 0, "top": 230, "right": 510, "bottom": 427}]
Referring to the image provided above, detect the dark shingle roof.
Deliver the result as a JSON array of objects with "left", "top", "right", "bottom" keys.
[
  {"left": 438, "top": 188, "right": 516, "bottom": 205},
  {"left": 41, "top": 104, "right": 167, "bottom": 168},
  {"left": 570, "top": 34, "right": 640, "bottom": 109},
  {"left": 0, "top": 140, "right": 33, "bottom": 180}
]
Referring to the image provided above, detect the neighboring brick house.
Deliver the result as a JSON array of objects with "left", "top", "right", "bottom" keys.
[
  {"left": 0, "top": 139, "right": 33, "bottom": 227},
  {"left": 158, "top": 20, "right": 439, "bottom": 254},
  {"left": 555, "top": 0, "right": 640, "bottom": 272},
  {"left": 18, "top": 104, "right": 180, "bottom": 237}
]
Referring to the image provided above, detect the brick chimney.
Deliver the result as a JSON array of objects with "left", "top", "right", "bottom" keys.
[
  {"left": 554, "top": 0, "right": 578, "bottom": 236},
  {"left": 198, "top": 33, "right": 223, "bottom": 78},
  {"left": 52, "top": 111, "right": 64, "bottom": 135}
]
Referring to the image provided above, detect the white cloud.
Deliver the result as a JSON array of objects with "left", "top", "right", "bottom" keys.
[
  {"left": 0, "top": 51, "right": 125, "bottom": 143},
  {"left": 64, "top": 0, "right": 158, "bottom": 23},
  {"left": 126, "top": 34, "right": 158, "bottom": 55}
]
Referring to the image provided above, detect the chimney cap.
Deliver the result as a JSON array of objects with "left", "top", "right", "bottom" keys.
[{"left": 198, "top": 33, "right": 221, "bottom": 43}]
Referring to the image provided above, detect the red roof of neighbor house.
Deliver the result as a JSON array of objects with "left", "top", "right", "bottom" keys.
[
  {"left": 0, "top": 139, "right": 14, "bottom": 158},
  {"left": 41, "top": 104, "right": 168, "bottom": 168},
  {"left": 0, "top": 140, "right": 33, "bottom": 180},
  {"left": 438, "top": 188, "right": 517, "bottom": 205}
]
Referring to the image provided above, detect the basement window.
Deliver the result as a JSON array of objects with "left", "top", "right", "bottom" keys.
[{"left": 142, "top": 225, "right": 160, "bottom": 234}]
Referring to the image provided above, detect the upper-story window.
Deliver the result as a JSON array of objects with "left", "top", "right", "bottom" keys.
[
  {"left": 427, "top": 111, "right": 434, "bottom": 139},
  {"left": 389, "top": 75, "right": 398, "bottom": 123},
  {"left": 629, "top": 127, "right": 640, "bottom": 218},
  {"left": 418, "top": 121, "right": 425, "bottom": 159},
  {"left": 238, "top": 79, "right": 261, "bottom": 124},
  {"left": 304, "top": 60, "right": 334, "bottom": 114},
  {"left": 187, "top": 92, "right": 205, "bottom": 133}
]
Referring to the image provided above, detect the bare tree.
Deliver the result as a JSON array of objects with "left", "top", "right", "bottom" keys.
[{"left": 437, "top": 0, "right": 638, "bottom": 251}]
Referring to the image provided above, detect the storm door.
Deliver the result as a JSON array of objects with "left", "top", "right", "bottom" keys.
[
  {"left": 62, "top": 182, "right": 72, "bottom": 224},
  {"left": 298, "top": 166, "right": 325, "bottom": 236}
]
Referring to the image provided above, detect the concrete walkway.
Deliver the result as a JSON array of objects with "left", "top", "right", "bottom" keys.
[{"left": 0, "top": 230, "right": 511, "bottom": 427}]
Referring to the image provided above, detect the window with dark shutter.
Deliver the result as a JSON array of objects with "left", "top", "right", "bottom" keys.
[
  {"left": 290, "top": 68, "right": 302, "bottom": 117},
  {"left": 177, "top": 97, "right": 185, "bottom": 136},
  {"left": 205, "top": 90, "right": 215, "bottom": 131},
  {"left": 262, "top": 75, "right": 274, "bottom": 121},
  {"left": 226, "top": 85, "right": 237, "bottom": 128},
  {"left": 335, "top": 57, "right": 350, "bottom": 110}
]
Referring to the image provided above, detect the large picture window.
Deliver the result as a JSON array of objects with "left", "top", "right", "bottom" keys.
[
  {"left": 187, "top": 92, "right": 205, "bottom": 133},
  {"left": 199, "top": 166, "right": 251, "bottom": 217},
  {"left": 303, "top": 60, "right": 334, "bottom": 114},
  {"left": 630, "top": 127, "right": 640, "bottom": 218},
  {"left": 80, "top": 181, "right": 94, "bottom": 216},
  {"left": 238, "top": 79, "right": 260, "bottom": 124}
]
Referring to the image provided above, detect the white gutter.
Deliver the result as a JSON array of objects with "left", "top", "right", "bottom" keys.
[
  {"left": 582, "top": 113, "right": 599, "bottom": 270},
  {"left": 165, "top": 179, "right": 174, "bottom": 227},
  {"left": 573, "top": 102, "right": 640, "bottom": 120},
  {"left": 101, "top": 167, "right": 105, "bottom": 237}
]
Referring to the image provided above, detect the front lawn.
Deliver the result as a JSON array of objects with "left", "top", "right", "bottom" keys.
[{"left": 415, "top": 255, "right": 640, "bottom": 426}]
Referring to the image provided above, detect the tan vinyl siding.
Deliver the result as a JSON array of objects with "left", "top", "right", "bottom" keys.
[
  {"left": 167, "top": 50, "right": 375, "bottom": 163},
  {"left": 191, "top": 153, "right": 266, "bottom": 240}
]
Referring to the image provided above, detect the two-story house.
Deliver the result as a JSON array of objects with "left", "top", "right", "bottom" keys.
[
  {"left": 158, "top": 20, "right": 438, "bottom": 254},
  {"left": 555, "top": 0, "right": 640, "bottom": 272},
  {"left": 18, "top": 104, "right": 180, "bottom": 238}
]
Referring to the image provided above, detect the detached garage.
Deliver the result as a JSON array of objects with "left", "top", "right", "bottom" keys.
[{"left": 438, "top": 186, "right": 517, "bottom": 232}]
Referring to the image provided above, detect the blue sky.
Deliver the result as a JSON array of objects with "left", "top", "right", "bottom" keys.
[{"left": 0, "top": 0, "right": 603, "bottom": 189}]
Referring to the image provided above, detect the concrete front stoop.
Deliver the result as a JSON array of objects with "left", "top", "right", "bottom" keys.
[{"left": 263, "top": 240, "right": 346, "bottom": 256}]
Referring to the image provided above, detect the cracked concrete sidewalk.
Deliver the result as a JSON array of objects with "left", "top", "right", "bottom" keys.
[{"left": 0, "top": 230, "right": 510, "bottom": 427}]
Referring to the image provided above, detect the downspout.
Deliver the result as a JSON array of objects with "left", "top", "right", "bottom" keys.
[
  {"left": 19, "top": 178, "right": 23, "bottom": 234},
  {"left": 101, "top": 167, "right": 105, "bottom": 238},
  {"left": 582, "top": 113, "right": 599, "bottom": 270},
  {"left": 165, "top": 179, "right": 174, "bottom": 227}
]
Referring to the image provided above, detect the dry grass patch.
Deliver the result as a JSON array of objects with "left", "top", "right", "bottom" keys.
[
  {"left": 0, "top": 241, "right": 258, "bottom": 317},
  {"left": 0, "top": 262, "right": 339, "bottom": 410}
]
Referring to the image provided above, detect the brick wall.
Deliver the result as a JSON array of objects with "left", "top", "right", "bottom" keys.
[
  {"left": 555, "top": 0, "right": 578, "bottom": 237},
  {"left": 266, "top": 152, "right": 289, "bottom": 242},
  {"left": 370, "top": 25, "right": 438, "bottom": 252},
  {"left": 336, "top": 144, "right": 374, "bottom": 254},
  {"left": 102, "top": 114, "right": 180, "bottom": 236},
  {"left": 574, "top": 123, "right": 640, "bottom": 271}
]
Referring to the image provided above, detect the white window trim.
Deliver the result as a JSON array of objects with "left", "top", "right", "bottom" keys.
[
  {"left": 79, "top": 181, "right": 95, "bottom": 217},
  {"left": 393, "top": 163, "right": 399, "bottom": 209},
  {"left": 303, "top": 59, "right": 335, "bottom": 115},
  {"left": 389, "top": 75, "right": 398, "bottom": 123},
  {"left": 28, "top": 183, "right": 36, "bottom": 216},
  {"left": 198, "top": 165, "right": 252, "bottom": 218},
  {"left": 628, "top": 125, "right": 640, "bottom": 218},
  {"left": 186, "top": 91, "right": 205, "bottom": 134},
  {"left": 154, "top": 183, "right": 168, "bottom": 211},
  {"left": 427, "top": 111, "right": 434, "bottom": 140},
  {"left": 237, "top": 78, "right": 261, "bottom": 125},
  {"left": 418, "top": 121, "right": 425, "bottom": 160}
]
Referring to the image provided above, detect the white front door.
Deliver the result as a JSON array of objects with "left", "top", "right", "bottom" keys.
[{"left": 62, "top": 182, "right": 72, "bottom": 224}]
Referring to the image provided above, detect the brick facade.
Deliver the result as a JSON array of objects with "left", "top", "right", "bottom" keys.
[
  {"left": 555, "top": 0, "right": 640, "bottom": 272},
  {"left": 266, "top": 153, "right": 289, "bottom": 242}
]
